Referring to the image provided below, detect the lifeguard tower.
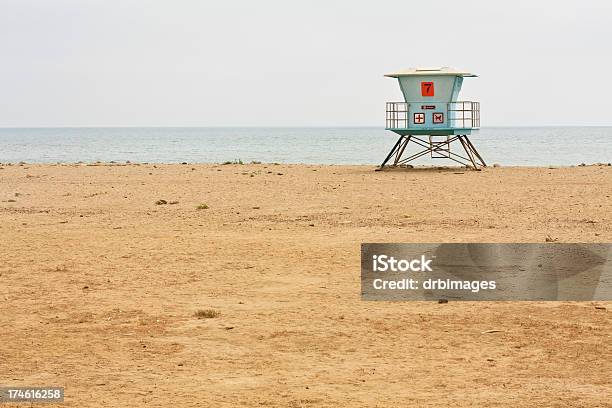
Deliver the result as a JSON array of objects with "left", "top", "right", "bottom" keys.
[{"left": 380, "top": 67, "right": 485, "bottom": 169}]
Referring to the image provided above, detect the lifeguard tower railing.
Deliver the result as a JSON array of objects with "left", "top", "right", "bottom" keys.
[{"left": 385, "top": 101, "right": 480, "bottom": 130}]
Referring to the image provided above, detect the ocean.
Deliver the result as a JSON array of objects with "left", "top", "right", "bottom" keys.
[{"left": 0, "top": 127, "right": 610, "bottom": 166}]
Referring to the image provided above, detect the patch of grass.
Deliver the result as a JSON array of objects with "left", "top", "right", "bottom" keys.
[
  {"left": 196, "top": 203, "right": 209, "bottom": 210},
  {"left": 194, "top": 309, "right": 220, "bottom": 319},
  {"left": 221, "top": 159, "right": 244, "bottom": 165}
]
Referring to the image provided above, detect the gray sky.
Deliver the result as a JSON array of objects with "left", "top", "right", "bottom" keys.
[{"left": 1, "top": 0, "right": 610, "bottom": 127}]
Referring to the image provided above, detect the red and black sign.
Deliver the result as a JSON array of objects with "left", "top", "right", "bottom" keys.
[
  {"left": 413, "top": 113, "right": 425, "bottom": 124},
  {"left": 433, "top": 112, "right": 444, "bottom": 124},
  {"left": 421, "top": 81, "right": 434, "bottom": 97}
]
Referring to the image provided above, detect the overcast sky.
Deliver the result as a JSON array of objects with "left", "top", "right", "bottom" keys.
[{"left": 1, "top": 0, "right": 610, "bottom": 127}]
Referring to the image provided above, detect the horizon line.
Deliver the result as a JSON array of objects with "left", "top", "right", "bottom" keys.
[{"left": 2, "top": 124, "right": 612, "bottom": 129}]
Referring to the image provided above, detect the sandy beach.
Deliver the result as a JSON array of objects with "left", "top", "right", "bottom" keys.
[{"left": 1, "top": 163, "right": 611, "bottom": 407}]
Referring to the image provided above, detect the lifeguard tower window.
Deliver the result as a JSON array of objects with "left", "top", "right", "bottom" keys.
[{"left": 380, "top": 66, "right": 485, "bottom": 170}]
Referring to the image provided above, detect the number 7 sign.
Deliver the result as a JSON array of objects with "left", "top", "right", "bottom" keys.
[{"left": 421, "top": 82, "right": 434, "bottom": 97}]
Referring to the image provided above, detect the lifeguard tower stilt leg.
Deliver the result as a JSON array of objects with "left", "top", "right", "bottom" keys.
[
  {"left": 381, "top": 67, "right": 485, "bottom": 170},
  {"left": 379, "top": 134, "right": 486, "bottom": 170}
]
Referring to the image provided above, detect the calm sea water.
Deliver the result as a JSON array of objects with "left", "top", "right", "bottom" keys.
[{"left": 0, "top": 127, "right": 610, "bottom": 166}]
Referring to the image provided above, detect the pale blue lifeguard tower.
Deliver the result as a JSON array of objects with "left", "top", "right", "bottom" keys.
[{"left": 380, "top": 67, "right": 485, "bottom": 169}]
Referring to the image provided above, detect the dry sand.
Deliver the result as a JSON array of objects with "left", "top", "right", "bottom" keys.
[{"left": 0, "top": 163, "right": 611, "bottom": 407}]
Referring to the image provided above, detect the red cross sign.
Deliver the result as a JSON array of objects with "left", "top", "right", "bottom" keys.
[
  {"left": 433, "top": 112, "right": 444, "bottom": 124},
  {"left": 413, "top": 113, "right": 425, "bottom": 124}
]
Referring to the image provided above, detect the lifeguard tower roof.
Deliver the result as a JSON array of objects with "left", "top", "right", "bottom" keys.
[{"left": 384, "top": 66, "right": 477, "bottom": 78}]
